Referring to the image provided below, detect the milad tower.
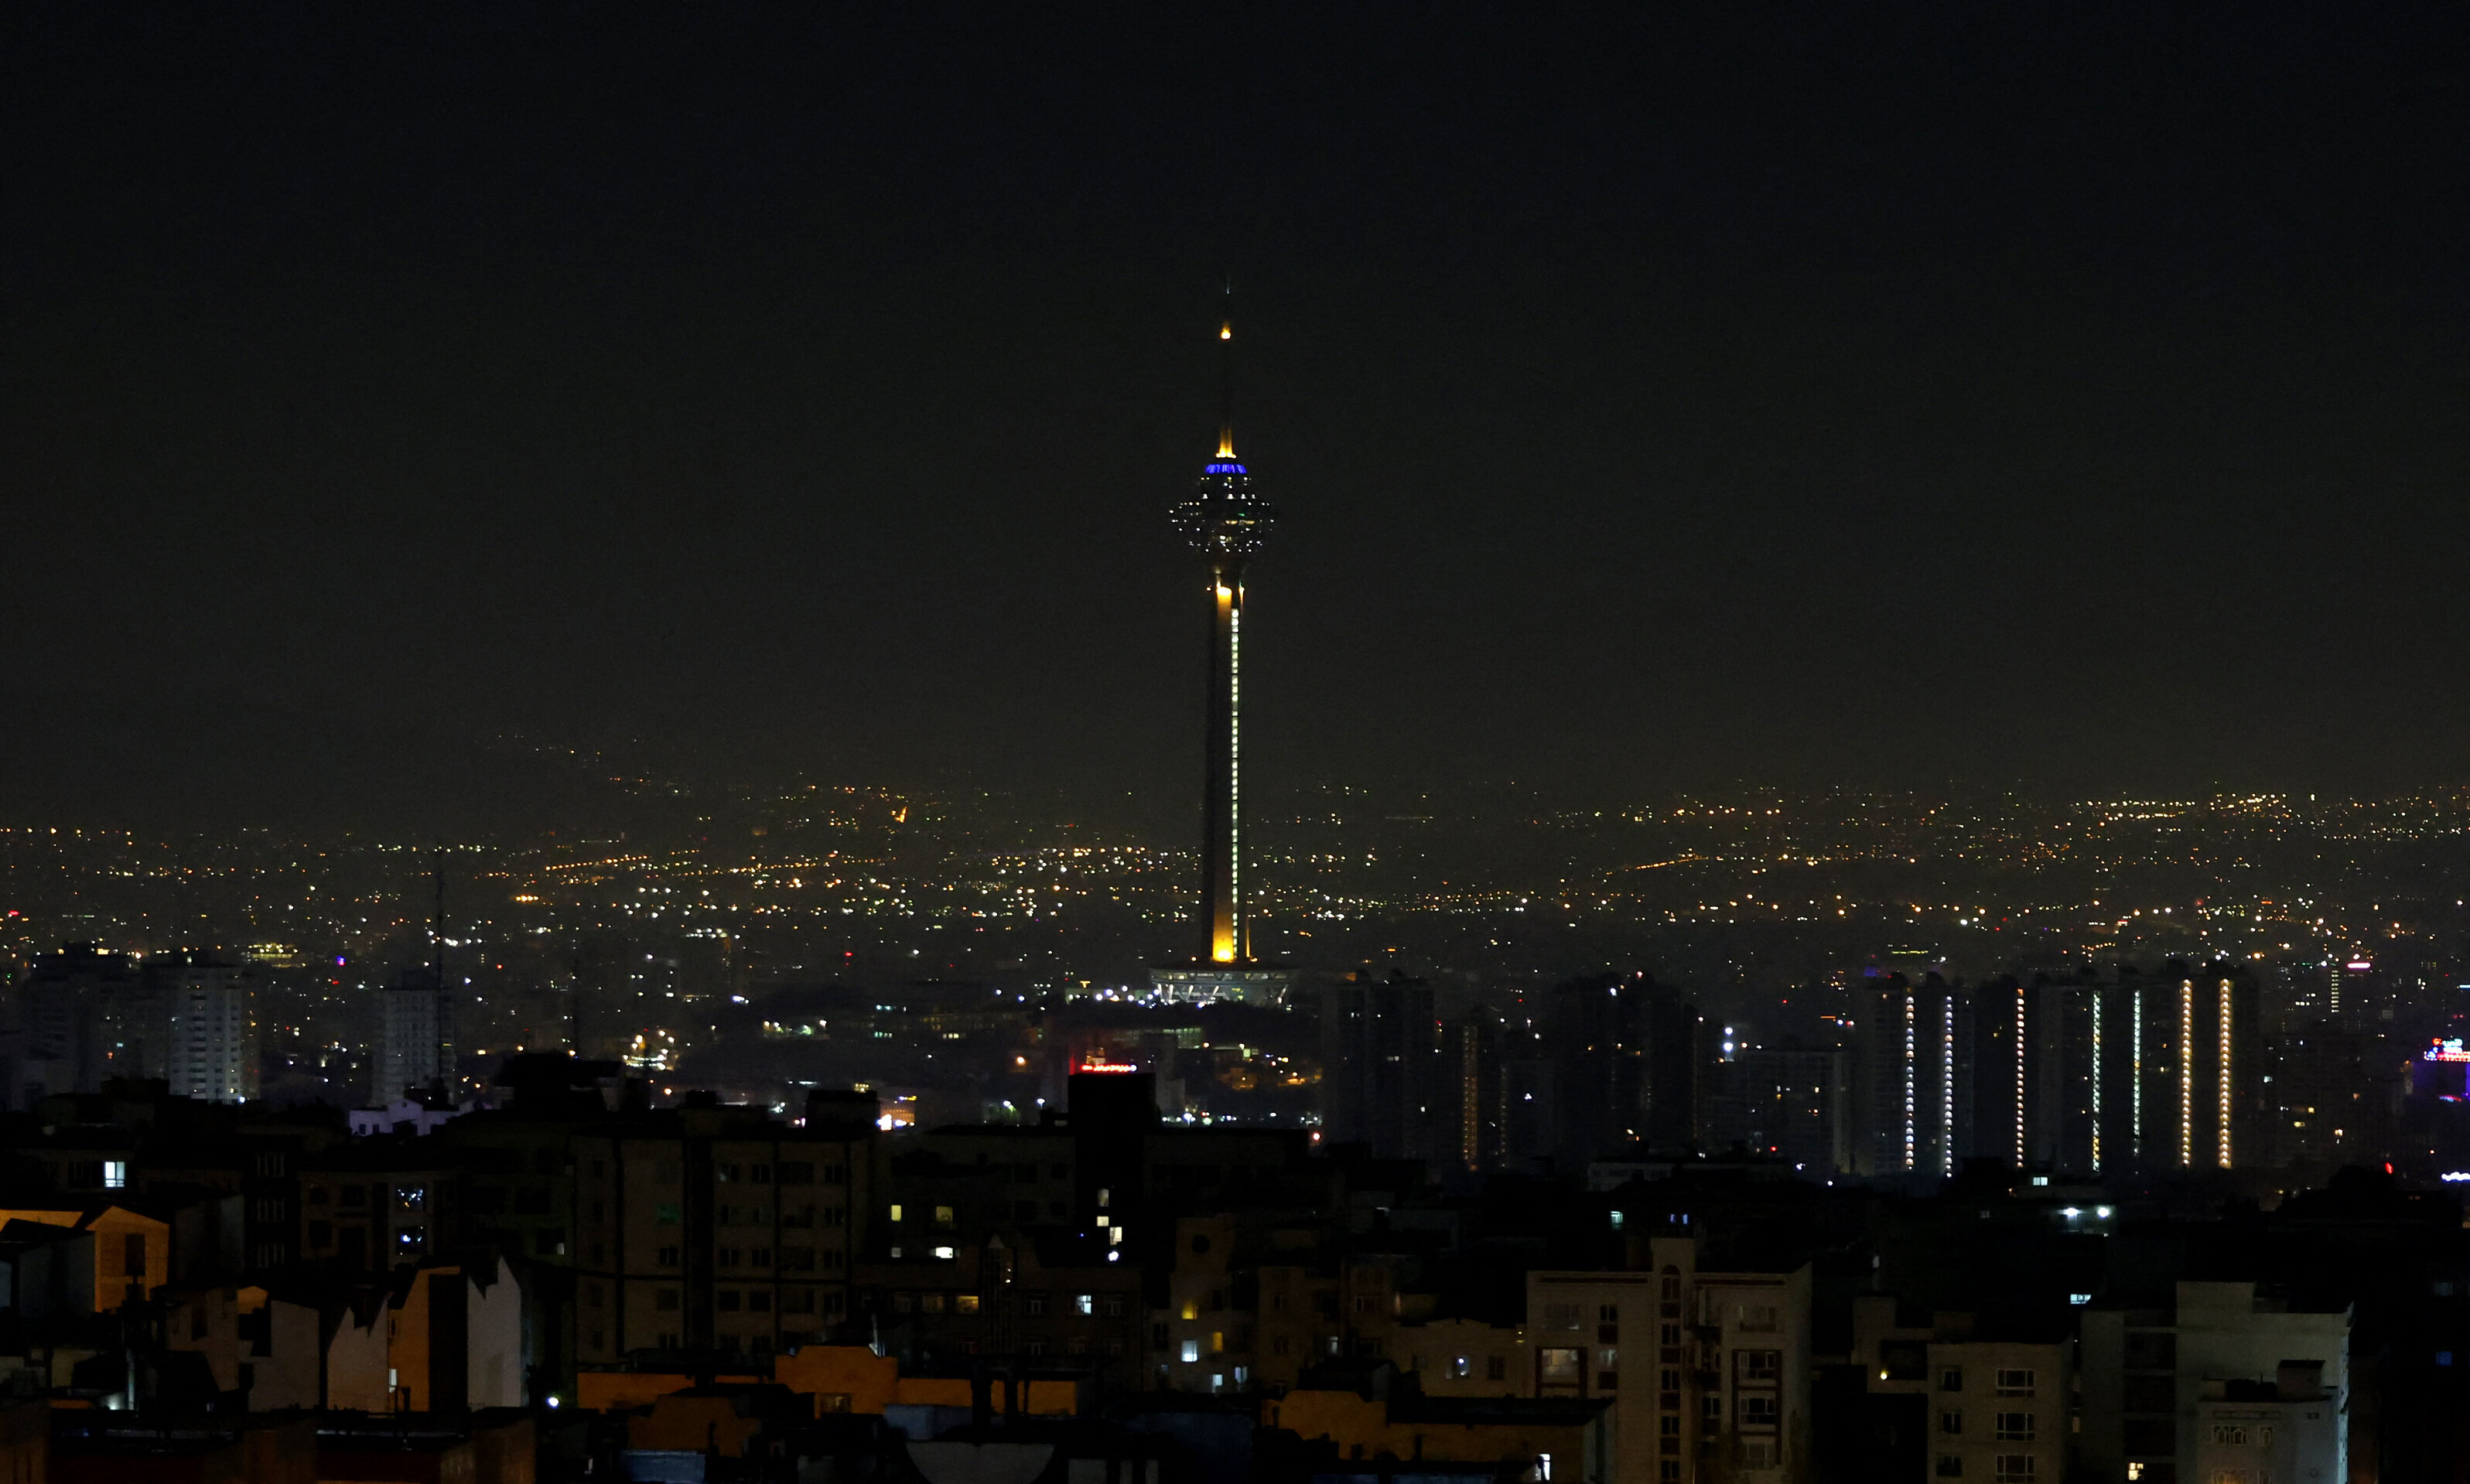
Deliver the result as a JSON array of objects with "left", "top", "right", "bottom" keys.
[{"left": 1150, "top": 301, "right": 1295, "bottom": 1005}]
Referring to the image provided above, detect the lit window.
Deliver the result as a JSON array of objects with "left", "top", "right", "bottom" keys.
[
  {"left": 1075, "top": 1294, "right": 1095, "bottom": 1315},
  {"left": 1181, "top": 1340, "right": 1200, "bottom": 1363},
  {"left": 889, "top": 1204, "right": 903, "bottom": 1223},
  {"left": 103, "top": 1162, "right": 127, "bottom": 1190}
]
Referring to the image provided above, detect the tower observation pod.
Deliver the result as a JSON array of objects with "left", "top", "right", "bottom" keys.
[{"left": 1150, "top": 305, "right": 1296, "bottom": 1007}]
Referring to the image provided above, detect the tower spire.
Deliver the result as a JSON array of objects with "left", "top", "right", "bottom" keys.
[
  {"left": 1154, "top": 279, "right": 1293, "bottom": 1008},
  {"left": 1217, "top": 278, "right": 1236, "bottom": 459}
]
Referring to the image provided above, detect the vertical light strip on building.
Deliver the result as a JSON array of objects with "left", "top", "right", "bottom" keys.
[
  {"left": 2178, "top": 977, "right": 2194, "bottom": 1167},
  {"left": 2131, "top": 987, "right": 2144, "bottom": 1160},
  {"left": 2217, "top": 977, "right": 2233, "bottom": 1168},
  {"left": 1226, "top": 590, "right": 1241, "bottom": 960},
  {"left": 1460, "top": 1026, "right": 1480, "bottom": 1173},
  {"left": 2014, "top": 984, "right": 2028, "bottom": 1167},
  {"left": 2089, "top": 988, "right": 2103, "bottom": 1172},
  {"left": 1941, "top": 994, "right": 1956, "bottom": 1176},
  {"left": 1901, "top": 992, "right": 1916, "bottom": 1171}
]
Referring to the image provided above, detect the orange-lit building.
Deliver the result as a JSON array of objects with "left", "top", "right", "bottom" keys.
[
  {"left": 0, "top": 1203, "right": 168, "bottom": 1310},
  {"left": 580, "top": 1345, "right": 1081, "bottom": 1420},
  {"left": 1264, "top": 1373, "right": 1611, "bottom": 1482}
]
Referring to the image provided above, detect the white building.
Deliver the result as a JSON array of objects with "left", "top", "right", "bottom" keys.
[
  {"left": 374, "top": 974, "right": 453, "bottom": 1105},
  {"left": 163, "top": 960, "right": 257, "bottom": 1104},
  {"left": 2080, "top": 1281, "right": 2349, "bottom": 1484}
]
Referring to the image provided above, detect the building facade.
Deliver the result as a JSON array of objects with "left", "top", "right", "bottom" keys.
[
  {"left": 572, "top": 1100, "right": 870, "bottom": 1363},
  {"left": 1529, "top": 1239, "right": 1813, "bottom": 1484},
  {"left": 2080, "top": 1281, "right": 2349, "bottom": 1484}
]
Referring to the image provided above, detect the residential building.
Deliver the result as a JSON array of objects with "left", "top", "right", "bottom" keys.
[
  {"left": 1530, "top": 1238, "right": 1812, "bottom": 1483},
  {"left": 0, "top": 1202, "right": 169, "bottom": 1310},
  {"left": 375, "top": 968, "right": 453, "bottom": 1107},
  {"left": 159, "top": 956, "right": 258, "bottom": 1104},
  {"left": 571, "top": 1092, "right": 873, "bottom": 1364},
  {"left": 2080, "top": 1281, "right": 2349, "bottom": 1484}
]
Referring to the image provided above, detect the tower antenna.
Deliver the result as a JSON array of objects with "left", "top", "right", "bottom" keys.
[{"left": 1218, "top": 276, "right": 1236, "bottom": 459}]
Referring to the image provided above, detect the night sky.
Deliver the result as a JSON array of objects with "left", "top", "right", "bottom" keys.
[{"left": 5, "top": 5, "right": 2468, "bottom": 826}]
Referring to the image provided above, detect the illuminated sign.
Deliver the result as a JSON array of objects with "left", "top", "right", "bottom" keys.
[
  {"left": 2347, "top": 960, "right": 2373, "bottom": 971},
  {"left": 1079, "top": 1060, "right": 1139, "bottom": 1074},
  {"left": 2427, "top": 1039, "right": 2470, "bottom": 1063},
  {"left": 2442, "top": 1172, "right": 2470, "bottom": 1183}
]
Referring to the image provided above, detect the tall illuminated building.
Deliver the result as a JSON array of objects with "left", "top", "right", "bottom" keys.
[
  {"left": 159, "top": 953, "right": 260, "bottom": 1104},
  {"left": 374, "top": 865, "right": 456, "bottom": 1104},
  {"left": 1151, "top": 302, "right": 1293, "bottom": 1006}
]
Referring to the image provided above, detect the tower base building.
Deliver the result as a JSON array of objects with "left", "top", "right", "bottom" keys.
[{"left": 1146, "top": 964, "right": 1295, "bottom": 1006}]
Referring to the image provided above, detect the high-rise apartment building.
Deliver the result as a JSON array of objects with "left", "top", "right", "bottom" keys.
[
  {"left": 1855, "top": 967, "right": 2261, "bottom": 1180},
  {"left": 2267, "top": 1021, "right": 2397, "bottom": 1179},
  {"left": 1320, "top": 969, "right": 1445, "bottom": 1163},
  {"left": 14, "top": 943, "right": 139, "bottom": 1097},
  {"left": 375, "top": 968, "right": 454, "bottom": 1106},
  {"left": 1857, "top": 975, "right": 1976, "bottom": 1179},
  {"left": 1545, "top": 972, "right": 1704, "bottom": 1166},
  {"left": 572, "top": 1093, "right": 874, "bottom": 1363},
  {"left": 1710, "top": 1042, "right": 1850, "bottom": 1176},
  {"left": 2088, "top": 968, "right": 2261, "bottom": 1174},
  {"left": 159, "top": 954, "right": 258, "bottom": 1104}
]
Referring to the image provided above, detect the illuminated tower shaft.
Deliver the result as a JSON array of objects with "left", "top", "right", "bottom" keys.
[
  {"left": 1172, "top": 315, "right": 1275, "bottom": 965},
  {"left": 1202, "top": 551, "right": 1247, "bottom": 960}
]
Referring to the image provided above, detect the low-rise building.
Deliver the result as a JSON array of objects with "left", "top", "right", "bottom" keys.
[
  {"left": 2081, "top": 1281, "right": 2349, "bottom": 1484},
  {"left": 0, "top": 1202, "right": 168, "bottom": 1309},
  {"left": 1265, "top": 1367, "right": 1612, "bottom": 1483}
]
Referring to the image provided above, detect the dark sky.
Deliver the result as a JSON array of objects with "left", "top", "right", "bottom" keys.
[{"left": 4, "top": 4, "right": 2468, "bottom": 826}]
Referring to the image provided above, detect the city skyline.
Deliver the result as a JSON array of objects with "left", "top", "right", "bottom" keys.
[{"left": 12, "top": 10, "right": 2470, "bottom": 1481}]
